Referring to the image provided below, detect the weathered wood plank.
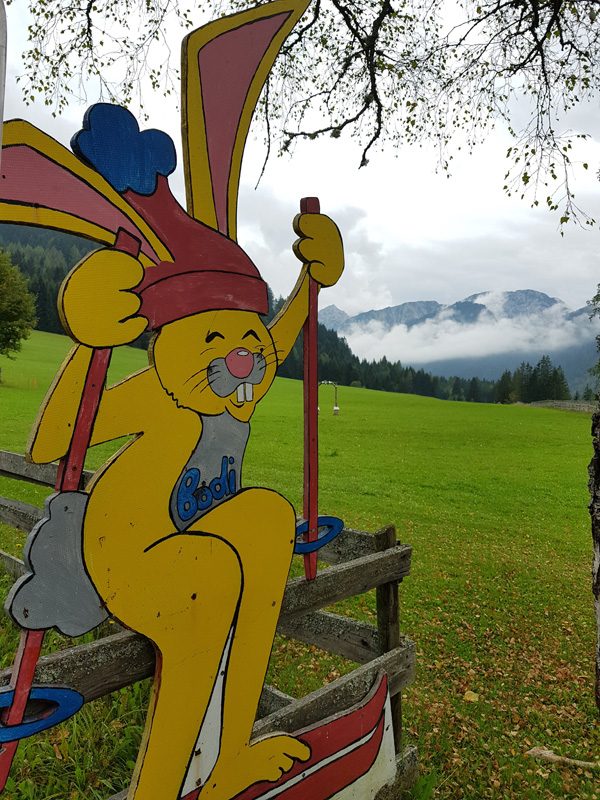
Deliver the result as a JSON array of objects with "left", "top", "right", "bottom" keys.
[
  {"left": 0, "top": 546, "right": 409, "bottom": 663},
  {"left": 0, "top": 496, "right": 42, "bottom": 532},
  {"left": 0, "top": 592, "right": 386, "bottom": 714},
  {"left": 0, "top": 549, "right": 26, "bottom": 580},
  {"left": 318, "top": 526, "right": 378, "bottom": 564},
  {"left": 0, "top": 450, "right": 93, "bottom": 488},
  {"left": 0, "top": 500, "right": 411, "bottom": 596},
  {"left": 0, "top": 547, "right": 378, "bottom": 663},
  {"left": 0, "top": 629, "right": 153, "bottom": 701},
  {"left": 257, "top": 684, "right": 294, "bottom": 718},
  {"left": 0, "top": 628, "right": 294, "bottom": 717},
  {"left": 253, "top": 642, "right": 415, "bottom": 737},
  {"left": 0, "top": 609, "right": 380, "bottom": 701},
  {"left": 0, "top": 492, "right": 411, "bottom": 602},
  {"left": 0, "top": 451, "right": 58, "bottom": 487},
  {"left": 278, "top": 610, "right": 379, "bottom": 664},
  {"left": 0, "top": 624, "right": 413, "bottom": 710},
  {"left": 282, "top": 544, "right": 411, "bottom": 619}
]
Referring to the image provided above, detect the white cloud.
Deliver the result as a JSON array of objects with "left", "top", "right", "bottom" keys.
[{"left": 343, "top": 303, "right": 599, "bottom": 365}]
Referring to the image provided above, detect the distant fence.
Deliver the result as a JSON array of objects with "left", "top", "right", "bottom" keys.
[
  {"left": 529, "top": 401, "right": 597, "bottom": 413},
  {"left": 0, "top": 449, "right": 418, "bottom": 798}
]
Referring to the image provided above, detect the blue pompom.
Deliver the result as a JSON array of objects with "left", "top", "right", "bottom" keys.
[{"left": 71, "top": 104, "right": 176, "bottom": 195}]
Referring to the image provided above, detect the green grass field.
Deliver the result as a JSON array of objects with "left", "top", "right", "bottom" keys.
[{"left": 0, "top": 331, "right": 598, "bottom": 799}]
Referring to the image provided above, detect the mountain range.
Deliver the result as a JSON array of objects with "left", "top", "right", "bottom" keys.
[{"left": 319, "top": 290, "right": 599, "bottom": 392}]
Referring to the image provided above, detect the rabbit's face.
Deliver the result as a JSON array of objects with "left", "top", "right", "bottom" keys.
[{"left": 152, "top": 309, "right": 277, "bottom": 421}]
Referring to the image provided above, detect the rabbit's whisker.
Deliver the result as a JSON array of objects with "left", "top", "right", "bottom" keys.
[
  {"left": 192, "top": 381, "right": 212, "bottom": 395},
  {"left": 183, "top": 368, "right": 207, "bottom": 387},
  {"left": 190, "top": 375, "right": 211, "bottom": 393}
]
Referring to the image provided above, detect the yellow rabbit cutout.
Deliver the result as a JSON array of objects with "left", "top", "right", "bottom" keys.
[{"left": 0, "top": 1, "right": 345, "bottom": 797}]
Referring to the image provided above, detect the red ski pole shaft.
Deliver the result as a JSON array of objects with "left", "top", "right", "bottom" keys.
[
  {"left": 58, "top": 227, "right": 140, "bottom": 494},
  {"left": 0, "top": 229, "right": 141, "bottom": 788},
  {"left": 301, "top": 197, "right": 320, "bottom": 581}
]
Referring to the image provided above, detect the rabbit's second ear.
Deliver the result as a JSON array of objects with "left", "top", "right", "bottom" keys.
[{"left": 181, "top": 0, "right": 309, "bottom": 242}]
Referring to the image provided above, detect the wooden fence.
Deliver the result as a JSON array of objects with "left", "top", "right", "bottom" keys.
[{"left": 0, "top": 449, "right": 418, "bottom": 798}]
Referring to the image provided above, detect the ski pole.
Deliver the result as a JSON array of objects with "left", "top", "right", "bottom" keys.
[{"left": 301, "top": 196, "right": 320, "bottom": 581}]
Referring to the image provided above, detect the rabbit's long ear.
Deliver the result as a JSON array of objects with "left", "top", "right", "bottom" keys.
[{"left": 182, "top": 0, "right": 309, "bottom": 240}]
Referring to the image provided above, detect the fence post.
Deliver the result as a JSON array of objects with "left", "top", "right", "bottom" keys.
[
  {"left": 375, "top": 524, "right": 402, "bottom": 751},
  {"left": 588, "top": 411, "right": 600, "bottom": 714}
]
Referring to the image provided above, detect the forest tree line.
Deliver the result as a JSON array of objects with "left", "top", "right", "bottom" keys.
[
  {"left": 267, "top": 299, "right": 577, "bottom": 404},
  {"left": 0, "top": 224, "right": 581, "bottom": 404}
]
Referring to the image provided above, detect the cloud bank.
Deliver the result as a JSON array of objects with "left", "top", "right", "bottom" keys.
[{"left": 343, "top": 302, "right": 599, "bottom": 365}]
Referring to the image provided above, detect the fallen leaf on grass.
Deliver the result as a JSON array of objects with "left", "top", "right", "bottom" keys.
[{"left": 463, "top": 690, "right": 479, "bottom": 702}]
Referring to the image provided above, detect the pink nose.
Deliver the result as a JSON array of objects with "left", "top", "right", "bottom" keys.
[{"left": 225, "top": 348, "right": 254, "bottom": 380}]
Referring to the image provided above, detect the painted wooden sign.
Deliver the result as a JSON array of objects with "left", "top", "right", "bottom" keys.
[
  {"left": 0, "top": 0, "right": 5, "bottom": 154},
  {"left": 0, "top": 1, "right": 397, "bottom": 798}
]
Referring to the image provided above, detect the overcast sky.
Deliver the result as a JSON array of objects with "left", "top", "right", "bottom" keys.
[{"left": 4, "top": 5, "right": 600, "bottom": 334}]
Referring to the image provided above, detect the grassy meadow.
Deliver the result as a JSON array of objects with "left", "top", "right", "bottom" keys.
[{"left": 0, "top": 330, "right": 598, "bottom": 799}]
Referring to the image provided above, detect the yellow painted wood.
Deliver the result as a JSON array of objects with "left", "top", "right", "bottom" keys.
[
  {"left": 181, "top": 0, "right": 309, "bottom": 239},
  {"left": 23, "top": 239, "right": 345, "bottom": 800},
  {"left": 29, "top": 295, "right": 309, "bottom": 799}
]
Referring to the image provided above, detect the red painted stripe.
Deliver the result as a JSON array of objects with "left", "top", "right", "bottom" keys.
[
  {"left": 227, "top": 674, "right": 388, "bottom": 800},
  {"left": 264, "top": 716, "right": 385, "bottom": 800},
  {"left": 60, "top": 348, "right": 112, "bottom": 491},
  {"left": 0, "top": 630, "right": 45, "bottom": 789}
]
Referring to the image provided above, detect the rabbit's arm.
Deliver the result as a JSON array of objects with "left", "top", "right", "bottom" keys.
[
  {"left": 268, "top": 266, "right": 310, "bottom": 365},
  {"left": 27, "top": 345, "right": 151, "bottom": 464},
  {"left": 269, "top": 211, "right": 344, "bottom": 364},
  {"left": 27, "top": 345, "right": 94, "bottom": 464},
  {"left": 27, "top": 246, "right": 153, "bottom": 464}
]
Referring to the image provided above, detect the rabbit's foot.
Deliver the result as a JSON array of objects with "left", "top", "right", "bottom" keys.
[{"left": 200, "top": 734, "right": 310, "bottom": 799}]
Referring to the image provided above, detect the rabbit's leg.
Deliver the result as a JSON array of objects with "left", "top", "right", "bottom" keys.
[
  {"left": 194, "top": 489, "right": 310, "bottom": 800},
  {"left": 124, "top": 533, "right": 243, "bottom": 800}
]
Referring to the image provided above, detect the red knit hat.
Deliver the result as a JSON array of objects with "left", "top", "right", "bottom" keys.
[{"left": 125, "top": 177, "right": 268, "bottom": 330}]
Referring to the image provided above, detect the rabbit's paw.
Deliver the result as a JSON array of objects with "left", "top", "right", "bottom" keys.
[
  {"left": 292, "top": 212, "right": 344, "bottom": 287},
  {"left": 59, "top": 249, "right": 147, "bottom": 347},
  {"left": 201, "top": 734, "right": 310, "bottom": 799}
]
